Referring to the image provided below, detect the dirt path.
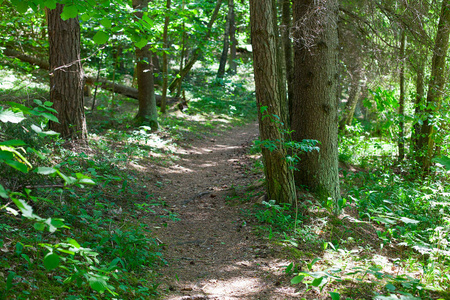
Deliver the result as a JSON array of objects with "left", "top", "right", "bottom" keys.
[{"left": 143, "top": 123, "right": 301, "bottom": 300}]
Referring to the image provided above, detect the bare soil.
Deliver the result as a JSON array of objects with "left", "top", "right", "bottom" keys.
[{"left": 141, "top": 122, "right": 303, "bottom": 299}]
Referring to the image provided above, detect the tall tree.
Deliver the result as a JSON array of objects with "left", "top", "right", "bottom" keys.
[
  {"left": 281, "top": 0, "right": 294, "bottom": 112},
  {"left": 133, "top": 0, "right": 158, "bottom": 129},
  {"left": 249, "top": 0, "right": 296, "bottom": 204},
  {"left": 47, "top": 3, "right": 87, "bottom": 140},
  {"left": 291, "top": 0, "right": 340, "bottom": 200},
  {"left": 398, "top": 29, "right": 406, "bottom": 160},
  {"left": 417, "top": 0, "right": 450, "bottom": 173}
]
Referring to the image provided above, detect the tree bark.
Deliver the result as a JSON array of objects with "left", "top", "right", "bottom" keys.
[
  {"left": 281, "top": 0, "right": 294, "bottom": 118},
  {"left": 133, "top": 0, "right": 158, "bottom": 129},
  {"left": 161, "top": 0, "right": 171, "bottom": 114},
  {"left": 169, "top": 0, "right": 222, "bottom": 93},
  {"left": 228, "top": 0, "right": 237, "bottom": 74},
  {"left": 411, "top": 54, "right": 426, "bottom": 156},
  {"left": 291, "top": 0, "right": 340, "bottom": 200},
  {"left": 417, "top": 0, "right": 450, "bottom": 173},
  {"left": 250, "top": 0, "right": 296, "bottom": 204},
  {"left": 47, "top": 4, "right": 87, "bottom": 140}
]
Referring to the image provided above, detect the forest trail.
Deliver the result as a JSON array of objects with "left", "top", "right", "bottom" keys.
[{"left": 143, "top": 122, "right": 301, "bottom": 300}]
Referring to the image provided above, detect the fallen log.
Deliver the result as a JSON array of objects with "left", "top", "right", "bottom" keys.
[{"left": 2, "top": 47, "right": 181, "bottom": 106}]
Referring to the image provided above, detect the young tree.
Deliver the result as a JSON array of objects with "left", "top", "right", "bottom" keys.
[
  {"left": 47, "top": 3, "right": 87, "bottom": 140},
  {"left": 417, "top": 0, "right": 450, "bottom": 173},
  {"left": 291, "top": 0, "right": 340, "bottom": 200},
  {"left": 161, "top": 0, "right": 172, "bottom": 114},
  {"left": 133, "top": 0, "right": 158, "bottom": 129},
  {"left": 249, "top": 0, "right": 296, "bottom": 204},
  {"left": 217, "top": 0, "right": 232, "bottom": 80},
  {"left": 228, "top": 0, "right": 237, "bottom": 74}
]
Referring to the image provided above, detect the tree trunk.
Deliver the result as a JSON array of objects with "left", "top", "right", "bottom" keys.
[
  {"left": 133, "top": 0, "right": 158, "bottom": 130},
  {"left": 228, "top": 0, "right": 237, "bottom": 74},
  {"left": 161, "top": 0, "right": 171, "bottom": 114},
  {"left": 217, "top": 0, "right": 231, "bottom": 80},
  {"left": 417, "top": 0, "right": 450, "bottom": 173},
  {"left": 250, "top": 0, "right": 296, "bottom": 204},
  {"left": 411, "top": 55, "right": 426, "bottom": 156},
  {"left": 338, "top": 70, "right": 361, "bottom": 132},
  {"left": 291, "top": 0, "right": 340, "bottom": 200},
  {"left": 398, "top": 29, "right": 406, "bottom": 160},
  {"left": 169, "top": 0, "right": 222, "bottom": 93},
  {"left": 47, "top": 4, "right": 87, "bottom": 140},
  {"left": 281, "top": 0, "right": 294, "bottom": 118}
]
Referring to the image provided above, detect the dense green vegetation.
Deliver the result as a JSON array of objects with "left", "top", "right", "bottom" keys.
[{"left": 2, "top": 0, "right": 450, "bottom": 299}]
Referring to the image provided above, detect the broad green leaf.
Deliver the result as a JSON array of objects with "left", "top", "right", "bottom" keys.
[
  {"left": 11, "top": 198, "right": 34, "bottom": 218},
  {"left": 6, "top": 272, "right": 15, "bottom": 290},
  {"left": 0, "top": 184, "right": 8, "bottom": 199},
  {"left": 330, "top": 292, "right": 340, "bottom": 300},
  {"left": 43, "top": 0, "right": 56, "bottom": 9},
  {"left": 15, "top": 242, "right": 23, "bottom": 254},
  {"left": 61, "top": 5, "right": 78, "bottom": 20},
  {"left": 44, "top": 253, "right": 60, "bottom": 270},
  {"left": 67, "top": 238, "right": 81, "bottom": 249},
  {"left": 4, "top": 160, "right": 28, "bottom": 173},
  {"left": 78, "top": 178, "right": 96, "bottom": 185},
  {"left": 11, "top": 0, "right": 29, "bottom": 13},
  {"left": 291, "top": 275, "right": 305, "bottom": 284},
  {"left": 93, "top": 31, "right": 109, "bottom": 44},
  {"left": 50, "top": 218, "right": 65, "bottom": 229},
  {"left": 34, "top": 222, "right": 46, "bottom": 231},
  {"left": 135, "top": 38, "right": 148, "bottom": 49},
  {"left": 31, "top": 124, "right": 42, "bottom": 134},
  {"left": 432, "top": 156, "right": 450, "bottom": 170},
  {"left": 385, "top": 283, "right": 396, "bottom": 291},
  {"left": 100, "top": 19, "right": 112, "bottom": 29},
  {"left": 35, "top": 167, "right": 57, "bottom": 175},
  {"left": 0, "top": 140, "right": 26, "bottom": 146},
  {"left": 39, "top": 112, "right": 59, "bottom": 123},
  {"left": 89, "top": 276, "right": 107, "bottom": 292},
  {"left": 21, "top": 254, "right": 31, "bottom": 264},
  {"left": 311, "top": 276, "right": 324, "bottom": 287},
  {"left": 0, "top": 150, "right": 14, "bottom": 161},
  {"left": 0, "top": 109, "right": 25, "bottom": 123}
]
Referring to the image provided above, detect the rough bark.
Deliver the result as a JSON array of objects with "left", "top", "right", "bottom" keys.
[
  {"left": 47, "top": 4, "right": 87, "bottom": 140},
  {"left": 291, "top": 0, "right": 340, "bottom": 200},
  {"left": 250, "top": 0, "right": 296, "bottom": 204},
  {"left": 411, "top": 55, "right": 426, "bottom": 156},
  {"left": 161, "top": 0, "right": 171, "bottom": 114},
  {"left": 228, "top": 0, "right": 237, "bottom": 74},
  {"left": 133, "top": 0, "right": 158, "bottom": 129},
  {"left": 417, "top": 0, "right": 450, "bottom": 173},
  {"left": 169, "top": 0, "right": 222, "bottom": 93},
  {"left": 281, "top": 0, "right": 294, "bottom": 117}
]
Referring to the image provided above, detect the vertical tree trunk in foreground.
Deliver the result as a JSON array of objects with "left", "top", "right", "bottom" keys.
[
  {"left": 417, "top": 0, "right": 450, "bottom": 173},
  {"left": 291, "top": 0, "right": 340, "bottom": 200},
  {"left": 250, "top": 0, "right": 296, "bottom": 204},
  {"left": 133, "top": 0, "right": 158, "bottom": 130},
  {"left": 47, "top": 4, "right": 87, "bottom": 140}
]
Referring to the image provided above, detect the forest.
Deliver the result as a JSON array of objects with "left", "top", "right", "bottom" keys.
[{"left": 1, "top": 0, "right": 450, "bottom": 299}]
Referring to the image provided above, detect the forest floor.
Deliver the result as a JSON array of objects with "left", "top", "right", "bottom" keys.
[{"left": 138, "top": 122, "right": 304, "bottom": 299}]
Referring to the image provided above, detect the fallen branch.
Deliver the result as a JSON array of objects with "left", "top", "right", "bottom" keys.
[{"left": 2, "top": 47, "right": 182, "bottom": 106}]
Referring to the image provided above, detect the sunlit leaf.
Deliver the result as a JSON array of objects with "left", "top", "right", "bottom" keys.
[
  {"left": 0, "top": 109, "right": 25, "bottom": 123},
  {"left": 61, "top": 5, "right": 78, "bottom": 20},
  {"left": 291, "top": 275, "right": 305, "bottom": 284},
  {"left": 44, "top": 253, "right": 60, "bottom": 270},
  {"left": 93, "top": 31, "right": 109, "bottom": 44},
  {"left": 35, "top": 167, "right": 57, "bottom": 175},
  {"left": 100, "top": 19, "right": 112, "bottom": 28},
  {"left": 399, "top": 217, "right": 419, "bottom": 224},
  {"left": 330, "top": 292, "right": 340, "bottom": 300},
  {"left": 0, "top": 184, "right": 8, "bottom": 199}
]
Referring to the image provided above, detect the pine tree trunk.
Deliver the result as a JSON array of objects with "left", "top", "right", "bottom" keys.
[
  {"left": 250, "top": 0, "right": 296, "bottom": 204},
  {"left": 281, "top": 0, "right": 294, "bottom": 118},
  {"left": 47, "top": 4, "right": 87, "bottom": 140},
  {"left": 133, "top": 0, "right": 158, "bottom": 130},
  {"left": 291, "top": 0, "right": 340, "bottom": 200},
  {"left": 417, "top": 0, "right": 450, "bottom": 173}
]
